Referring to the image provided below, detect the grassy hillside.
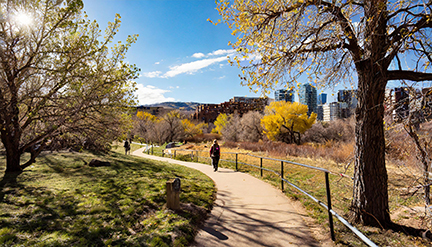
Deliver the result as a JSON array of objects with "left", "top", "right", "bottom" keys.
[{"left": 0, "top": 145, "right": 215, "bottom": 246}]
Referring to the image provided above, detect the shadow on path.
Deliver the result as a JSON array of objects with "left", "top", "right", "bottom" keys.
[
  {"left": 132, "top": 149, "right": 324, "bottom": 247},
  {"left": 202, "top": 226, "right": 229, "bottom": 240}
]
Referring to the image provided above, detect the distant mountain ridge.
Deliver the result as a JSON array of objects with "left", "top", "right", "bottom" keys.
[{"left": 143, "top": 102, "right": 202, "bottom": 111}]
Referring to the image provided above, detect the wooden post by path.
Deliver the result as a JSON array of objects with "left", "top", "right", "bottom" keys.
[{"left": 166, "top": 178, "right": 181, "bottom": 210}]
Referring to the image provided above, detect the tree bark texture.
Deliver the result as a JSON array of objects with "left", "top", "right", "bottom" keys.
[
  {"left": 2, "top": 130, "right": 23, "bottom": 173},
  {"left": 1, "top": 94, "right": 24, "bottom": 173},
  {"left": 351, "top": 61, "right": 391, "bottom": 227}
]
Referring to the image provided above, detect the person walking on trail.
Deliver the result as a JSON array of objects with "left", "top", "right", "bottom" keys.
[
  {"left": 209, "top": 139, "right": 220, "bottom": 172},
  {"left": 124, "top": 139, "right": 131, "bottom": 155}
]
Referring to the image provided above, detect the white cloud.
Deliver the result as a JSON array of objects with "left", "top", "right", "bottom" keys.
[
  {"left": 135, "top": 84, "right": 175, "bottom": 105},
  {"left": 155, "top": 61, "right": 160, "bottom": 65},
  {"left": 141, "top": 49, "right": 236, "bottom": 79},
  {"left": 208, "top": 49, "right": 235, "bottom": 56},
  {"left": 163, "top": 56, "right": 228, "bottom": 78},
  {"left": 245, "top": 52, "right": 262, "bottom": 61},
  {"left": 141, "top": 71, "right": 163, "bottom": 78},
  {"left": 192, "top": 52, "right": 205, "bottom": 58}
]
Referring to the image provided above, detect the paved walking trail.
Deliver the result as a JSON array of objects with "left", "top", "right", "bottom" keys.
[{"left": 133, "top": 148, "right": 331, "bottom": 247}]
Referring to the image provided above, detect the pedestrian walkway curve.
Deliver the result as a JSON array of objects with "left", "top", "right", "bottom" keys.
[{"left": 132, "top": 148, "right": 331, "bottom": 247}]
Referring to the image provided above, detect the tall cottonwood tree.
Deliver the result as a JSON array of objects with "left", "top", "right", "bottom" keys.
[
  {"left": 217, "top": 0, "right": 432, "bottom": 226},
  {"left": 0, "top": 0, "right": 139, "bottom": 173}
]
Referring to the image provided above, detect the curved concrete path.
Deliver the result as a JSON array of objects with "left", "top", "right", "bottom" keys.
[{"left": 133, "top": 148, "right": 330, "bottom": 247}]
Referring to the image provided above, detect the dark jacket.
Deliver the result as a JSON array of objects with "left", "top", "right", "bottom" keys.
[
  {"left": 124, "top": 141, "right": 130, "bottom": 149},
  {"left": 210, "top": 144, "right": 220, "bottom": 157}
]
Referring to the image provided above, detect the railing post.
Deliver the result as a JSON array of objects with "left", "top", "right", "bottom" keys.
[
  {"left": 236, "top": 153, "right": 238, "bottom": 171},
  {"left": 191, "top": 151, "right": 193, "bottom": 161},
  {"left": 174, "top": 150, "right": 176, "bottom": 158},
  {"left": 196, "top": 151, "right": 198, "bottom": 162},
  {"left": 147, "top": 144, "right": 150, "bottom": 154},
  {"left": 162, "top": 149, "right": 164, "bottom": 157},
  {"left": 281, "top": 161, "right": 284, "bottom": 191},
  {"left": 325, "top": 172, "right": 335, "bottom": 241},
  {"left": 151, "top": 144, "right": 153, "bottom": 155},
  {"left": 260, "top": 158, "right": 263, "bottom": 177}
]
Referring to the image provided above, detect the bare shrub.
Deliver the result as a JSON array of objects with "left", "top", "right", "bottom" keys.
[
  {"left": 238, "top": 141, "right": 267, "bottom": 152},
  {"left": 303, "top": 118, "right": 355, "bottom": 144},
  {"left": 203, "top": 122, "right": 216, "bottom": 134},
  {"left": 385, "top": 122, "right": 432, "bottom": 171},
  {"left": 185, "top": 133, "right": 221, "bottom": 143},
  {"left": 133, "top": 111, "right": 187, "bottom": 145},
  {"left": 222, "top": 141, "right": 238, "bottom": 149},
  {"left": 240, "top": 111, "right": 264, "bottom": 142},
  {"left": 221, "top": 114, "right": 241, "bottom": 142},
  {"left": 301, "top": 123, "right": 327, "bottom": 143},
  {"left": 385, "top": 125, "right": 412, "bottom": 162}
]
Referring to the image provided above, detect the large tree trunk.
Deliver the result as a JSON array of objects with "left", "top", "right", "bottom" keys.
[
  {"left": 5, "top": 150, "right": 22, "bottom": 173},
  {"left": 351, "top": 62, "right": 391, "bottom": 227},
  {"left": 3, "top": 134, "right": 23, "bottom": 173},
  {"left": 2, "top": 96, "right": 24, "bottom": 173}
]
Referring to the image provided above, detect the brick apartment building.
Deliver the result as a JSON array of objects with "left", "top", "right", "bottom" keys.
[{"left": 193, "top": 96, "right": 270, "bottom": 123}]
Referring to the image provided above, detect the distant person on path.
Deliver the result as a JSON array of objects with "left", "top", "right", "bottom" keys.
[
  {"left": 124, "top": 139, "right": 131, "bottom": 155},
  {"left": 209, "top": 139, "right": 220, "bottom": 172}
]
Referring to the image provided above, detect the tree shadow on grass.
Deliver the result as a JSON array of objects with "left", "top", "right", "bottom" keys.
[
  {"left": 1, "top": 150, "right": 215, "bottom": 246},
  {"left": 0, "top": 171, "right": 22, "bottom": 203},
  {"left": 0, "top": 171, "right": 162, "bottom": 246}
]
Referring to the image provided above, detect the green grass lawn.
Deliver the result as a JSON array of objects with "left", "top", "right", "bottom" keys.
[{"left": 0, "top": 147, "right": 215, "bottom": 246}]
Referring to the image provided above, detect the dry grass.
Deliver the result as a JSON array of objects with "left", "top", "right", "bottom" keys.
[{"left": 223, "top": 140, "right": 355, "bottom": 165}]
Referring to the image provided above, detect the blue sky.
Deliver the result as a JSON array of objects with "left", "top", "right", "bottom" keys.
[
  {"left": 83, "top": 0, "right": 266, "bottom": 105},
  {"left": 82, "top": 1, "right": 429, "bottom": 106}
]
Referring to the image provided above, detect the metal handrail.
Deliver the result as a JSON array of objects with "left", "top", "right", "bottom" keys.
[
  {"left": 247, "top": 153, "right": 330, "bottom": 173},
  {"left": 148, "top": 146, "right": 377, "bottom": 247}
]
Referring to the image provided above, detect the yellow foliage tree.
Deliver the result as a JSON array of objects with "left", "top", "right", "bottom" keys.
[
  {"left": 261, "top": 101, "right": 316, "bottom": 144},
  {"left": 137, "top": 111, "right": 158, "bottom": 122},
  {"left": 182, "top": 119, "right": 207, "bottom": 138},
  {"left": 212, "top": 113, "right": 229, "bottom": 134}
]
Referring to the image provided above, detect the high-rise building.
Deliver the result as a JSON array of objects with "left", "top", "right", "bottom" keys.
[
  {"left": 317, "top": 93, "right": 327, "bottom": 105},
  {"left": 316, "top": 93, "right": 327, "bottom": 121},
  {"left": 338, "top": 90, "right": 358, "bottom": 109},
  {"left": 275, "top": 89, "right": 294, "bottom": 102},
  {"left": 316, "top": 105, "right": 324, "bottom": 121},
  {"left": 299, "top": 83, "right": 317, "bottom": 116},
  {"left": 337, "top": 89, "right": 357, "bottom": 118},
  {"left": 323, "top": 102, "right": 342, "bottom": 121}
]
